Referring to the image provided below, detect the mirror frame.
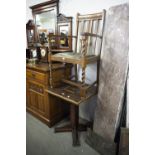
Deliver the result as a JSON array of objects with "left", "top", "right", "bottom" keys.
[
  {"left": 30, "top": 0, "right": 59, "bottom": 43},
  {"left": 57, "top": 14, "right": 72, "bottom": 51}
]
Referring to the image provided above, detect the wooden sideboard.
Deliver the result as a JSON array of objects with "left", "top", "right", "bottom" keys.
[{"left": 26, "top": 63, "right": 70, "bottom": 127}]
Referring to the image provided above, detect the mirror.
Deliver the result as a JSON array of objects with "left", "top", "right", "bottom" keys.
[
  {"left": 58, "top": 24, "right": 69, "bottom": 48},
  {"left": 26, "top": 20, "right": 36, "bottom": 47},
  {"left": 36, "top": 9, "right": 57, "bottom": 44},
  {"left": 27, "top": 30, "right": 34, "bottom": 43},
  {"left": 29, "top": 1, "right": 72, "bottom": 54},
  {"left": 30, "top": 0, "right": 59, "bottom": 45},
  {"left": 48, "top": 14, "right": 73, "bottom": 52},
  {"left": 57, "top": 14, "right": 72, "bottom": 50}
]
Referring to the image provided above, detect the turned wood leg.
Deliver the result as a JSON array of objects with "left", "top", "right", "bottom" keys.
[{"left": 81, "top": 66, "right": 86, "bottom": 86}]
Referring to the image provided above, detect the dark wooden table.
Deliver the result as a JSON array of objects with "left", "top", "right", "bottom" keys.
[{"left": 46, "top": 86, "right": 95, "bottom": 146}]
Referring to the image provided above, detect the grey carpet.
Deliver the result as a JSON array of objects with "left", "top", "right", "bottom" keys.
[{"left": 26, "top": 113, "right": 99, "bottom": 155}]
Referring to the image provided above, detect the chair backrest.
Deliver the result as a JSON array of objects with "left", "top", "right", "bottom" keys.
[{"left": 75, "top": 10, "right": 106, "bottom": 56}]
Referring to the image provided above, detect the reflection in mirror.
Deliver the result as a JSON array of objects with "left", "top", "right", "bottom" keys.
[
  {"left": 26, "top": 20, "right": 36, "bottom": 47},
  {"left": 56, "top": 14, "right": 72, "bottom": 50},
  {"left": 35, "top": 8, "right": 57, "bottom": 44},
  {"left": 59, "top": 25, "right": 69, "bottom": 48},
  {"left": 27, "top": 30, "right": 34, "bottom": 43}
]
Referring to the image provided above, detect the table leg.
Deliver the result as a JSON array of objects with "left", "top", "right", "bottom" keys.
[
  {"left": 54, "top": 104, "right": 92, "bottom": 146},
  {"left": 70, "top": 104, "right": 80, "bottom": 146}
]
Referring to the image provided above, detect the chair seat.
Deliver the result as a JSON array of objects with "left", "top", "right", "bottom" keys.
[{"left": 50, "top": 52, "right": 99, "bottom": 65}]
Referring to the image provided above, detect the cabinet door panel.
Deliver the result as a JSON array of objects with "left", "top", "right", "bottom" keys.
[
  {"left": 38, "top": 95, "right": 46, "bottom": 115},
  {"left": 29, "top": 90, "right": 38, "bottom": 110},
  {"left": 28, "top": 81, "right": 46, "bottom": 116}
]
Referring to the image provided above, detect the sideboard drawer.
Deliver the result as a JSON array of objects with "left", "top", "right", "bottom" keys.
[
  {"left": 26, "top": 69, "right": 46, "bottom": 84},
  {"left": 29, "top": 82, "right": 44, "bottom": 94}
]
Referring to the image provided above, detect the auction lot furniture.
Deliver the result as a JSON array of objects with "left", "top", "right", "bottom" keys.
[
  {"left": 26, "top": 0, "right": 73, "bottom": 127},
  {"left": 26, "top": 63, "right": 70, "bottom": 127},
  {"left": 46, "top": 10, "right": 106, "bottom": 146}
]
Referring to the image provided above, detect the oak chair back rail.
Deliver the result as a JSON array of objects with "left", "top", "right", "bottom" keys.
[
  {"left": 75, "top": 12, "right": 105, "bottom": 57},
  {"left": 48, "top": 10, "right": 106, "bottom": 98}
]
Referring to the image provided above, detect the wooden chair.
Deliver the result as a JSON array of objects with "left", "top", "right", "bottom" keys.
[{"left": 46, "top": 10, "right": 106, "bottom": 146}]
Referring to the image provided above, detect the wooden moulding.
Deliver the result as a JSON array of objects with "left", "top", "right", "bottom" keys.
[{"left": 30, "top": 0, "right": 59, "bottom": 12}]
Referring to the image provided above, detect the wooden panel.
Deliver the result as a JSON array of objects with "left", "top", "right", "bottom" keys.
[
  {"left": 28, "top": 81, "right": 45, "bottom": 116},
  {"left": 26, "top": 69, "right": 47, "bottom": 84},
  {"left": 27, "top": 79, "right": 49, "bottom": 121},
  {"left": 37, "top": 94, "right": 46, "bottom": 115},
  {"left": 29, "top": 90, "right": 38, "bottom": 110}
]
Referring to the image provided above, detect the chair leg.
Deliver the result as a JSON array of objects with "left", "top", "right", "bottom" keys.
[{"left": 81, "top": 66, "right": 86, "bottom": 85}]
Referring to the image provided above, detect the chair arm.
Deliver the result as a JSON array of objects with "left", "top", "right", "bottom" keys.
[{"left": 81, "top": 32, "right": 102, "bottom": 39}]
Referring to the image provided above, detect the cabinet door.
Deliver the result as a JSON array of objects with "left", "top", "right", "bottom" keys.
[
  {"left": 29, "top": 90, "right": 38, "bottom": 110},
  {"left": 28, "top": 81, "right": 47, "bottom": 116},
  {"left": 37, "top": 93, "right": 46, "bottom": 115}
]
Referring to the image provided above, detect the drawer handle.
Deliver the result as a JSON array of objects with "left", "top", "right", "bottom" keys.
[{"left": 39, "top": 88, "right": 43, "bottom": 93}]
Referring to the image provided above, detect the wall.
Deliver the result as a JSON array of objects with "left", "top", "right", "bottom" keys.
[
  {"left": 26, "top": 0, "right": 128, "bottom": 121},
  {"left": 27, "top": 0, "right": 128, "bottom": 35}
]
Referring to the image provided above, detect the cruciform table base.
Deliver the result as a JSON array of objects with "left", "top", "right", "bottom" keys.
[{"left": 54, "top": 104, "right": 92, "bottom": 146}]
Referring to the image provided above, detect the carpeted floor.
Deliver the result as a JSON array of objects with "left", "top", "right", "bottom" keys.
[{"left": 26, "top": 113, "right": 100, "bottom": 155}]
